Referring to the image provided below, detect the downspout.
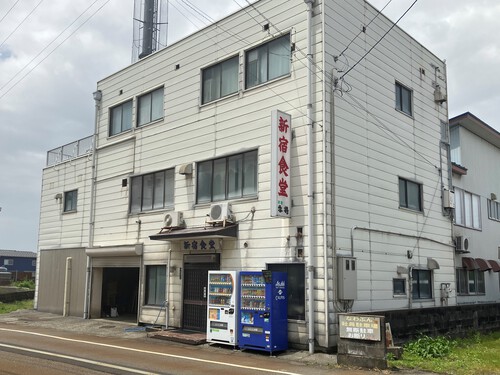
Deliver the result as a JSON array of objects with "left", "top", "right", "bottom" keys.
[
  {"left": 304, "top": 0, "right": 315, "bottom": 354},
  {"left": 83, "top": 89, "right": 101, "bottom": 319},
  {"left": 165, "top": 248, "right": 172, "bottom": 329},
  {"left": 320, "top": 1, "right": 330, "bottom": 349}
]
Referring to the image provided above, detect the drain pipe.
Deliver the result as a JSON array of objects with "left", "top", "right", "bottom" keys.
[
  {"left": 304, "top": 0, "right": 315, "bottom": 354},
  {"left": 83, "top": 89, "right": 101, "bottom": 319},
  {"left": 165, "top": 248, "right": 172, "bottom": 329}
]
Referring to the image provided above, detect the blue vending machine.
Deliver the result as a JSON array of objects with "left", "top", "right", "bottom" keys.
[{"left": 239, "top": 271, "right": 288, "bottom": 353}]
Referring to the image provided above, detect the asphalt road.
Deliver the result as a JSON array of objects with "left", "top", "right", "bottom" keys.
[{"left": 0, "top": 323, "right": 366, "bottom": 375}]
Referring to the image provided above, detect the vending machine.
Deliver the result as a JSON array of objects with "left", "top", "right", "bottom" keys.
[
  {"left": 206, "top": 270, "right": 239, "bottom": 346},
  {"left": 239, "top": 271, "right": 288, "bottom": 353}
]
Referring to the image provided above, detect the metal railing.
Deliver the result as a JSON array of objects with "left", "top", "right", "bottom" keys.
[{"left": 46, "top": 135, "right": 94, "bottom": 167}]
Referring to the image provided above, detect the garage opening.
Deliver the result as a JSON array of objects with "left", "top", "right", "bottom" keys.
[{"left": 101, "top": 267, "right": 139, "bottom": 321}]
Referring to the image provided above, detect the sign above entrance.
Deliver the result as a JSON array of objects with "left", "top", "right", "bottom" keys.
[{"left": 182, "top": 238, "right": 222, "bottom": 251}]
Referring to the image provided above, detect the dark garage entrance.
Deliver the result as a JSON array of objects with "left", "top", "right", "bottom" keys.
[{"left": 101, "top": 267, "right": 139, "bottom": 320}]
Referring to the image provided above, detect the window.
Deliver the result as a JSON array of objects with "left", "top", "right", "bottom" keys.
[
  {"left": 64, "top": 190, "right": 77, "bottom": 212},
  {"left": 145, "top": 265, "right": 166, "bottom": 305},
  {"left": 454, "top": 187, "right": 481, "bottom": 229},
  {"left": 32, "top": 260, "right": 36, "bottom": 267},
  {"left": 393, "top": 278, "right": 406, "bottom": 296},
  {"left": 399, "top": 178, "right": 422, "bottom": 212},
  {"left": 488, "top": 199, "right": 500, "bottom": 221},
  {"left": 110, "top": 100, "right": 132, "bottom": 136},
  {"left": 245, "top": 34, "right": 291, "bottom": 89},
  {"left": 449, "top": 126, "right": 461, "bottom": 165},
  {"left": 130, "top": 169, "right": 174, "bottom": 213},
  {"left": 268, "top": 263, "right": 305, "bottom": 320},
  {"left": 395, "top": 82, "right": 412, "bottom": 116},
  {"left": 411, "top": 269, "right": 432, "bottom": 299},
  {"left": 4, "top": 259, "right": 13, "bottom": 266},
  {"left": 197, "top": 150, "right": 257, "bottom": 203},
  {"left": 202, "top": 56, "right": 239, "bottom": 104},
  {"left": 138, "top": 87, "right": 163, "bottom": 126},
  {"left": 456, "top": 268, "right": 486, "bottom": 295}
]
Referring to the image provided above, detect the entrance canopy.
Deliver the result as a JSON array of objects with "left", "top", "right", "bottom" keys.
[{"left": 149, "top": 224, "right": 238, "bottom": 241}]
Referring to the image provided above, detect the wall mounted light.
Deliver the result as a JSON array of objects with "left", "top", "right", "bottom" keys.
[{"left": 93, "top": 90, "right": 102, "bottom": 102}]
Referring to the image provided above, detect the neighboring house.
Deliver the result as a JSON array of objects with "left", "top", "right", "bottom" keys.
[
  {"left": 0, "top": 250, "right": 37, "bottom": 280},
  {"left": 36, "top": 0, "right": 453, "bottom": 351},
  {"left": 449, "top": 112, "right": 500, "bottom": 304}
]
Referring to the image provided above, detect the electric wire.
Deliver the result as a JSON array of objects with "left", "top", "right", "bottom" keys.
[
  {"left": 339, "top": 0, "right": 419, "bottom": 80},
  {"left": 0, "top": 0, "right": 45, "bottom": 50},
  {"left": 0, "top": 0, "right": 21, "bottom": 25},
  {"left": 0, "top": 0, "right": 111, "bottom": 101},
  {"left": 342, "top": 90, "right": 438, "bottom": 169},
  {"left": 337, "top": 0, "right": 393, "bottom": 58},
  {"left": 0, "top": 0, "right": 104, "bottom": 96}
]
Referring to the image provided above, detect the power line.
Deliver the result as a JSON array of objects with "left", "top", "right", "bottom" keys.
[
  {"left": 0, "top": 0, "right": 45, "bottom": 50},
  {"left": 0, "top": 0, "right": 103, "bottom": 96},
  {"left": 0, "top": 0, "right": 111, "bottom": 101},
  {"left": 0, "top": 0, "right": 21, "bottom": 25},
  {"left": 339, "top": 0, "right": 419, "bottom": 80},
  {"left": 338, "top": 0, "right": 393, "bottom": 58}
]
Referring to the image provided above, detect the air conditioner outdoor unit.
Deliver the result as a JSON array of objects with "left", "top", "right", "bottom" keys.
[
  {"left": 207, "top": 202, "right": 234, "bottom": 224},
  {"left": 455, "top": 236, "right": 469, "bottom": 253},
  {"left": 163, "top": 211, "right": 185, "bottom": 228}
]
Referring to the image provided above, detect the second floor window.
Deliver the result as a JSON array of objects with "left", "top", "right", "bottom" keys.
[
  {"left": 130, "top": 169, "right": 174, "bottom": 213},
  {"left": 138, "top": 87, "right": 164, "bottom": 126},
  {"left": 399, "top": 178, "right": 422, "bottom": 212},
  {"left": 395, "top": 82, "right": 412, "bottom": 116},
  {"left": 488, "top": 199, "right": 500, "bottom": 221},
  {"left": 64, "top": 190, "right": 78, "bottom": 212},
  {"left": 197, "top": 150, "right": 258, "bottom": 203},
  {"left": 455, "top": 187, "right": 481, "bottom": 229},
  {"left": 202, "top": 56, "right": 239, "bottom": 104},
  {"left": 110, "top": 100, "right": 133, "bottom": 136},
  {"left": 245, "top": 34, "right": 291, "bottom": 89}
]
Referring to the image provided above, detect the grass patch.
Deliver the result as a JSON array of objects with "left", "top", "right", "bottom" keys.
[
  {"left": 0, "top": 299, "right": 34, "bottom": 314},
  {"left": 389, "top": 332, "right": 500, "bottom": 375},
  {"left": 11, "top": 279, "right": 35, "bottom": 290}
]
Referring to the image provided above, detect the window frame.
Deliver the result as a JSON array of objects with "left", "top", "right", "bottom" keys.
[
  {"left": 454, "top": 187, "right": 481, "bottom": 230},
  {"left": 267, "top": 262, "right": 306, "bottom": 321},
  {"left": 196, "top": 150, "right": 258, "bottom": 204},
  {"left": 487, "top": 199, "right": 500, "bottom": 221},
  {"left": 245, "top": 34, "right": 291, "bottom": 89},
  {"left": 4, "top": 259, "right": 13, "bottom": 266},
  {"left": 130, "top": 168, "right": 175, "bottom": 214},
  {"left": 137, "top": 87, "right": 164, "bottom": 127},
  {"left": 145, "top": 265, "right": 166, "bottom": 306},
  {"left": 63, "top": 189, "right": 78, "bottom": 213},
  {"left": 411, "top": 269, "right": 432, "bottom": 300},
  {"left": 201, "top": 55, "right": 239, "bottom": 104},
  {"left": 109, "top": 99, "right": 133, "bottom": 136},
  {"left": 395, "top": 81, "right": 413, "bottom": 116},
  {"left": 399, "top": 177, "right": 423, "bottom": 212},
  {"left": 456, "top": 268, "right": 486, "bottom": 295},
  {"left": 393, "top": 278, "right": 407, "bottom": 296}
]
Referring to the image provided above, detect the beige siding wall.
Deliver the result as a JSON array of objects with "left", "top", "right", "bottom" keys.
[
  {"left": 37, "top": 248, "right": 87, "bottom": 316},
  {"left": 326, "top": 0, "right": 453, "bottom": 318}
]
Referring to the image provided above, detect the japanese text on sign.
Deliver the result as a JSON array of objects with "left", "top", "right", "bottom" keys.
[
  {"left": 271, "top": 110, "right": 292, "bottom": 217},
  {"left": 339, "top": 314, "right": 382, "bottom": 341}
]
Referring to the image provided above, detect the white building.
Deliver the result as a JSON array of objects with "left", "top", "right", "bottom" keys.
[
  {"left": 36, "top": 0, "right": 454, "bottom": 351},
  {"left": 450, "top": 112, "right": 500, "bottom": 304}
]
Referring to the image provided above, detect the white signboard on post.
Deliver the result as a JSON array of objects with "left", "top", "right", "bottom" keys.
[{"left": 271, "top": 110, "right": 292, "bottom": 218}]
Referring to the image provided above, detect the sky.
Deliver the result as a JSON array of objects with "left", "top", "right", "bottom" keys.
[{"left": 0, "top": 0, "right": 499, "bottom": 252}]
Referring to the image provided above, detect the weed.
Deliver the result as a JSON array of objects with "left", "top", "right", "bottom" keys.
[{"left": 11, "top": 280, "right": 35, "bottom": 290}]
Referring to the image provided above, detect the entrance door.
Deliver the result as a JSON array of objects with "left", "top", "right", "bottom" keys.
[{"left": 182, "top": 254, "right": 220, "bottom": 332}]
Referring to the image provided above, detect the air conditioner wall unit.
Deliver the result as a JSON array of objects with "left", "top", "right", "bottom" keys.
[
  {"left": 163, "top": 211, "right": 185, "bottom": 228},
  {"left": 455, "top": 236, "right": 469, "bottom": 253},
  {"left": 208, "top": 202, "right": 234, "bottom": 224}
]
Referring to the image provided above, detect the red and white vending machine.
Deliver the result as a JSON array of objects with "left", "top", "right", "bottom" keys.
[{"left": 206, "top": 271, "right": 239, "bottom": 346}]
